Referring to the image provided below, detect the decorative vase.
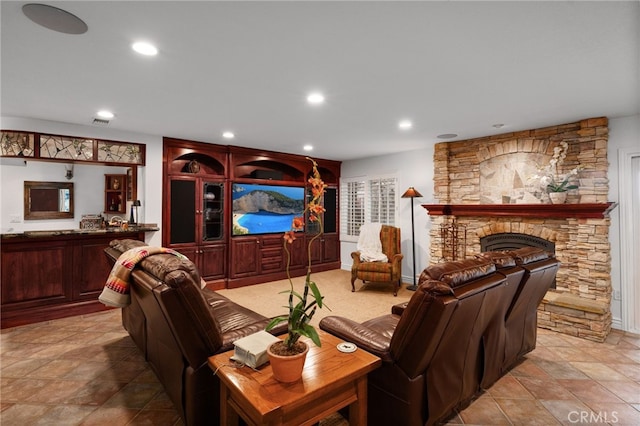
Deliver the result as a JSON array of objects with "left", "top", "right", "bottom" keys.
[
  {"left": 188, "top": 160, "right": 200, "bottom": 173},
  {"left": 267, "top": 341, "right": 309, "bottom": 383},
  {"left": 549, "top": 192, "right": 567, "bottom": 204}
]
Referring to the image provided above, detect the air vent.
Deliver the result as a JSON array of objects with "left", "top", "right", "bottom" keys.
[{"left": 92, "top": 118, "right": 110, "bottom": 126}]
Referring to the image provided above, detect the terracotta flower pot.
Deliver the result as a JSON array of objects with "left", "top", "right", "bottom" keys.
[
  {"left": 267, "top": 341, "right": 309, "bottom": 383},
  {"left": 549, "top": 192, "right": 567, "bottom": 204}
]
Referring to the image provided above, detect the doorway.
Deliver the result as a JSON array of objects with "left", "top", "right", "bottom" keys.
[{"left": 619, "top": 150, "right": 640, "bottom": 334}]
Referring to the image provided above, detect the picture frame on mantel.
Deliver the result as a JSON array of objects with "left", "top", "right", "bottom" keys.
[{"left": 126, "top": 166, "right": 137, "bottom": 201}]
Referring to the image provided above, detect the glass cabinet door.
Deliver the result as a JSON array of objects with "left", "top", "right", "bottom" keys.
[
  {"left": 306, "top": 187, "right": 337, "bottom": 234},
  {"left": 202, "top": 182, "right": 223, "bottom": 241},
  {"left": 170, "top": 179, "right": 196, "bottom": 244}
]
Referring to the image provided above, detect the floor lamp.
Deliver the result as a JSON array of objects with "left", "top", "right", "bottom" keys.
[{"left": 401, "top": 186, "right": 423, "bottom": 291}]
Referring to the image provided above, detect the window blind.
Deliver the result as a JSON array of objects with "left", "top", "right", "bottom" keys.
[{"left": 340, "top": 175, "right": 397, "bottom": 242}]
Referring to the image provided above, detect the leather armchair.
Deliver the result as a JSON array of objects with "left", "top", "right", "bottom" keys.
[{"left": 351, "top": 225, "right": 403, "bottom": 295}]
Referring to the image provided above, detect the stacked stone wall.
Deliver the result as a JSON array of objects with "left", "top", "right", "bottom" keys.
[{"left": 428, "top": 117, "right": 612, "bottom": 342}]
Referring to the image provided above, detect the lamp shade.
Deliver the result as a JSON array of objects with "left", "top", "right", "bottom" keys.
[
  {"left": 132, "top": 200, "right": 142, "bottom": 207},
  {"left": 401, "top": 187, "right": 423, "bottom": 198}
]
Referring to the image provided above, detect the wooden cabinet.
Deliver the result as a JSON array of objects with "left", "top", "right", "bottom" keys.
[
  {"left": 309, "top": 234, "right": 340, "bottom": 265},
  {"left": 168, "top": 177, "right": 224, "bottom": 244},
  {"left": 226, "top": 147, "right": 341, "bottom": 287},
  {"left": 163, "top": 138, "right": 228, "bottom": 287},
  {"left": 166, "top": 177, "right": 226, "bottom": 284},
  {"left": 1, "top": 231, "right": 145, "bottom": 328},
  {"left": 306, "top": 184, "right": 340, "bottom": 271},
  {"left": 163, "top": 139, "right": 341, "bottom": 289},
  {"left": 229, "top": 234, "right": 306, "bottom": 288},
  {"left": 229, "top": 237, "right": 260, "bottom": 278},
  {"left": 105, "top": 174, "right": 127, "bottom": 214}
]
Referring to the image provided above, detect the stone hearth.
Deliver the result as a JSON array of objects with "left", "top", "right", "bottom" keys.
[{"left": 424, "top": 117, "right": 615, "bottom": 342}]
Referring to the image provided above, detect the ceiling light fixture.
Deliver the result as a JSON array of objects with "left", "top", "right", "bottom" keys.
[
  {"left": 398, "top": 120, "right": 413, "bottom": 130},
  {"left": 492, "top": 123, "right": 505, "bottom": 129},
  {"left": 132, "top": 41, "right": 158, "bottom": 56},
  {"left": 303, "top": 145, "right": 313, "bottom": 152},
  {"left": 437, "top": 133, "right": 458, "bottom": 139},
  {"left": 222, "top": 131, "right": 235, "bottom": 139},
  {"left": 22, "top": 3, "right": 88, "bottom": 34},
  {"left": 96, "top": 110, "right": 115, "bottom": 119},
  {"left": 306, "top": 92, "right": 325, "bottom": 105}
]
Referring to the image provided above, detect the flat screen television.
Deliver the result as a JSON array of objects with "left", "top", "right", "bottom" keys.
[{"left": 232, "top": 183, "right": 305, "bottom": 236}]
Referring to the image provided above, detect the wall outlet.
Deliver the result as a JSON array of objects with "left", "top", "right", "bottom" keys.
[
  {"left": 613, "top": 290, "right": 622, "bottom": 301},
  {"left": 9, "top": 214, "right": 21, "bottom": 223}
]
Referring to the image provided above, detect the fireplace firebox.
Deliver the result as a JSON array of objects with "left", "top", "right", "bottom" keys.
[{"left": 480, "top": 232, "right": 556, "bottom": 288}]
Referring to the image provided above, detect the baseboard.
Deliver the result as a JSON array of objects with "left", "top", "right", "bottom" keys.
[{"left": 611, "top": 315, "right": 624, "bottom": 331}]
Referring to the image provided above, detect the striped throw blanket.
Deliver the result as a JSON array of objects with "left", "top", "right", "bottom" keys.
[{"left": 99, "top": 245, "right": 186, "bottom": 308}]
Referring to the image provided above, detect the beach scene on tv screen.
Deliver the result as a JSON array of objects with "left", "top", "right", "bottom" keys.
[{"left": 232, "top": 184, "right": 305, "bottom": 235}]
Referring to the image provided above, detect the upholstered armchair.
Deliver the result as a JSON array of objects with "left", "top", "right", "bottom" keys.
[{"left": 351, "top": 225, "right": 403, "bottom": 296}]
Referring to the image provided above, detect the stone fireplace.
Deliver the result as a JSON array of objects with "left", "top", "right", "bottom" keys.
[{"left": 423, "top": 117, "right": 616, "bottom": 342}]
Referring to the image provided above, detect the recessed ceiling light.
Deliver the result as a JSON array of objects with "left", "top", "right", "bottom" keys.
[
  {"left": 132, "top": 41, "right": 158, "bottom": 56},
  {"left": 22, "top": 3, "right": 88, "bottom": 34},
  {"left": 437, "top": 133, "right": 458, "bottom": 139},
  {"left": 492, "top": 123, "right": 505, "bottom": 129},
  {"left": 398, "top": 120, "right": 413, "bottom": 130},
  {"left": 306, "top": 92, "right": 325, "bottom": 105},
  {"left": 303, "top": 145, "right": 313, "bottom": 152},
  {"left": 96, "top": 110, "right": 114, "bottom": 119},
  {"left": 222, "top": 131, "right": 235, "bottom": 139}
]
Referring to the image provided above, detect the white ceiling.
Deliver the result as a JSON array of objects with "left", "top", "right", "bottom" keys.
[{"left": 1, "top": 1, "right": 638, "bottom": 161}]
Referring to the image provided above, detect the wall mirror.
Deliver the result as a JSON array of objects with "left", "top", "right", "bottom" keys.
[{"left": 24, "top": 181, "right": 74, "bottom": 220}]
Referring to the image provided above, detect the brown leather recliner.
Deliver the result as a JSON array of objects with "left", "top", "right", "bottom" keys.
[
  {"left": 321, "top": 258, "right": 509, "bottom": 426},
  {"left": 320, "top": 248, "right": 559, "bottom": 426},
  {"left": 104, "top": 239, "right": 286, "bottom": 426},
  {"left": 500, "top": 247, "right": 560, "bottom": 371}
]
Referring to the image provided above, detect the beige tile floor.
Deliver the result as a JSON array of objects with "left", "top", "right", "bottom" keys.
[{"left": 1, "top": 309, "right": 639, "bottom": 425}]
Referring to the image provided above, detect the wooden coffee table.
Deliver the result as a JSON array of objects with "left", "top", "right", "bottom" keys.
[{"left": 208, "top": 330, "right": 381, "bottom": 426}]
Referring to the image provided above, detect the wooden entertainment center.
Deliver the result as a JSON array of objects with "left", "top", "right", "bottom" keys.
[{"left": 162, "top": 138, "right": 341, "bottom": 289}]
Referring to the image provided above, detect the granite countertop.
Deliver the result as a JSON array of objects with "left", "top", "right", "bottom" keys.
[{"left": 1, "top": 225, "right": 159, "bottom": 239}]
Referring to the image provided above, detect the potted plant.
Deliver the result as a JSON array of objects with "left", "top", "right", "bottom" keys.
[
  {"left": 529, "top": 141, "right": 582, "bottom": 204},
  {"left": 265, "top": 157, "right": 328, "bottom": 382},
  {"left": 546, "top": 175, "right": 579, "bottom": 204}
]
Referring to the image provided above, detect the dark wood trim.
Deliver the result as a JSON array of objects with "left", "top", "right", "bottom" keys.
[{"left": 421, "top": 203, "right": 617, "bottom": 219}]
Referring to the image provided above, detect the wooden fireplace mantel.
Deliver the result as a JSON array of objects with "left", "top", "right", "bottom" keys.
[{"left": 421, "top": 202, "right": 617, "bottom": 219}]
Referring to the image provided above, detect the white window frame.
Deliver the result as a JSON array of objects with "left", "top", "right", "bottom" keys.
[
  {"left": 340, "top": 174, "right": 398, "bottom": 242},
  {"left": 340, "top": 178, "right": 365, "bottom": 242}
]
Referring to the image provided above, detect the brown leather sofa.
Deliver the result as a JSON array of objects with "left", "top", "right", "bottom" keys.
[
  {"left": 320, "top": 247, "right": 559, "bottom": 426},
  {"left": 104, "top": 239, "right": 286, "bottom": 426}
]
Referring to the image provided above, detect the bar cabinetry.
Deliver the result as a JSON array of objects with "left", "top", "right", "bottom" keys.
[{"left": 1, "top": 230, "right": 146, "bottom": 328}]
